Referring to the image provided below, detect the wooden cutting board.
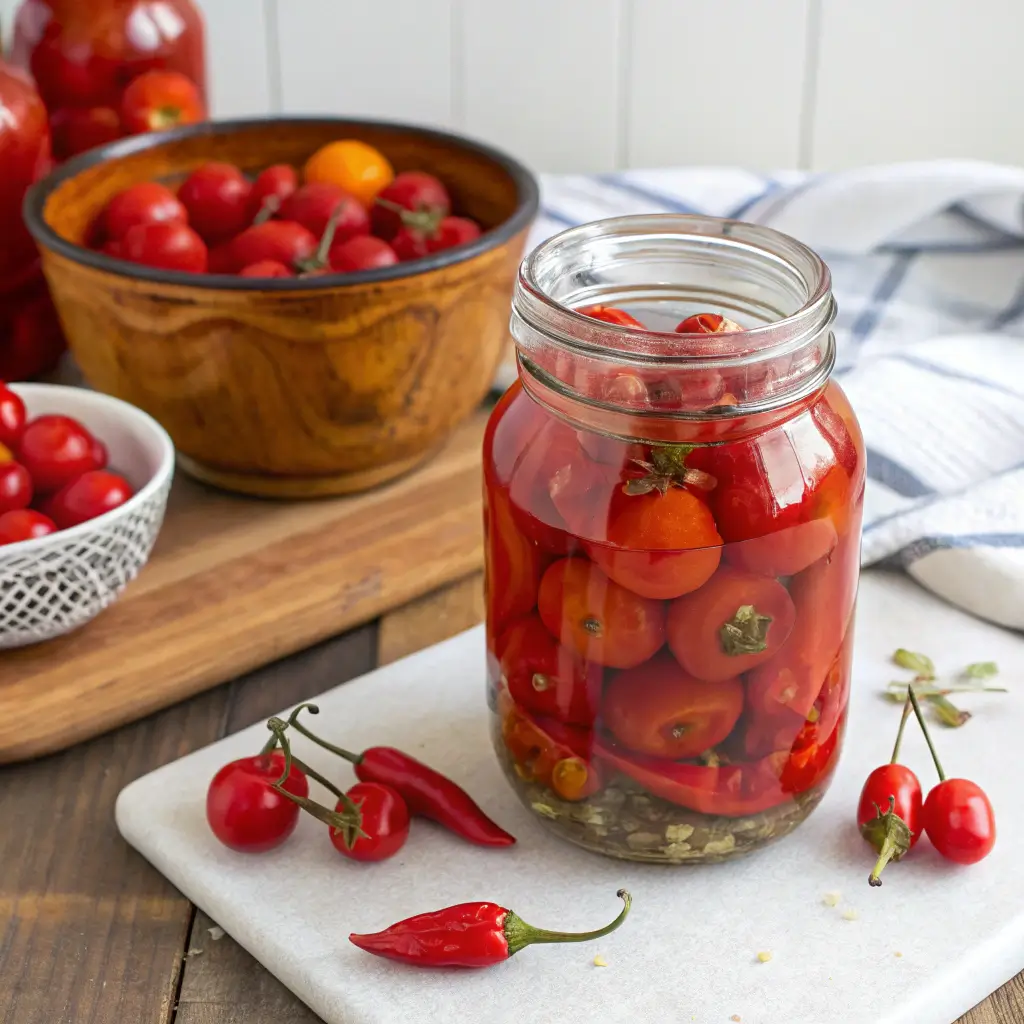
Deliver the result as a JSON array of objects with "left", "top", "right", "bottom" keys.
[{"left": 0, "top": 410, "right": 488, "bottom": 764}]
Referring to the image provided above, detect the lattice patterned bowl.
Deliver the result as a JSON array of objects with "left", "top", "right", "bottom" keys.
[{"left": 0, "top": 384, "right": 174, "bottom": 649}]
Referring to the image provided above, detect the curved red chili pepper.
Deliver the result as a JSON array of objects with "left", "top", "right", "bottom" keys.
[
  {"left": 350, "top": 890, "right": 631, "bottom": 968},
  {"left": 286, "top": 704, "right": 515, "bottom": 847},
  {"left": 593, "top": 736, "right": 789, "bottom": 817},
  {"left": 353, "top": 746, "right": 515, "bottom": 846}
]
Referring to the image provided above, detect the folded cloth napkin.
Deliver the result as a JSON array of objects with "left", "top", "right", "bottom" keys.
[{"left": 501, "top": 161, "right": 1024, "bottom": 631}]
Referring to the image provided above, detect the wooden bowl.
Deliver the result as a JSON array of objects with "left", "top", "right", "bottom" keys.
[{"left": 24, "top": 118, "right": 538, "bottom": 497}]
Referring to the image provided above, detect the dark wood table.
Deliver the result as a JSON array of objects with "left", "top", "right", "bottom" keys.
[{"left": 3, "top": 575, "right": 1021, "bottom": 1023}]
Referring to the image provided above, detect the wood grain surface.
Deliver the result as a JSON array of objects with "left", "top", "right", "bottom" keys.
[
  {"left": 1, "top": 578, "right": 1020, "bottom": 1024},
  {"left": 32, "top": 118, "right": 532, "bottom": 497},
  {"left": 0, "top": 411, "right": 487, "bottom": 764}
]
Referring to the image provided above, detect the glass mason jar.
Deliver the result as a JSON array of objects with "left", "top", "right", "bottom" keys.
[
  {"left": 484, "top": 214, "right": 864, "bottom": 864},
  {"left": 10, "top": 0, "right": 206, "bottom": 160},
  {"left": 0, "top": 57, "right": 64, "bottom": 380}
]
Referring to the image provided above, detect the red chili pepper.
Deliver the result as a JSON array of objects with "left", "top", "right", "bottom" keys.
[
  {"left": 594, "top": 720, "right": 842, "bottom": 818},
  {"left": 350, "top": 889, "right": 631, "bottom": 968},
  {"left": 593, "top": 736, "right": 787, "bottom": 817},
  {"left": 286, "top": 704, "right": 515, "bottom": 847}
]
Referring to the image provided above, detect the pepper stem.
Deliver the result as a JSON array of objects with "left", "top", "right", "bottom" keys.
[
  {"left": 866, "top": 796, "right": 911, "bottom": 887},
  {"left": 719, "top": 605, "right": 772, "bottom": 656},
  {"left": 374, "top": 196, "right": 444, "bottom": 233},
  {"left": 890, "top": 692, "right": 913, "bottom": 764},
  {"left": 284, "top": 704, "right": 363, "bottom": 765},
  {"left": 314, "top": 206, "right": 343, "bottom": 264},
  {"left": 908, "top": 686, "right": 946, "bottom": 781},
  {"left": 503, "top": 890, "right": 631, "bottom": 957},
  {"left": 252, "top": 194, "right": 281, "bottom": 226},
  {"left": 623, "top": 445, "right": 715, "bottom": 497}
]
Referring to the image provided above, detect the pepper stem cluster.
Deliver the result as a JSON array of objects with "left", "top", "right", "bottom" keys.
[
  {"left": 624, "top": 445, "right": 716, "bottom": 497},
  {"left": 263, "top": 714, "right": 367, "bottom": 849}
]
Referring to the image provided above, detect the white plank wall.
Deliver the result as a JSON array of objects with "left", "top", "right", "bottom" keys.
[
  {"left": 460, "top": 0, "right": 624, "bottom": 173},
  {"left": 274, "top": 0, "right": 456, "bottom": 127},
  {"left": 202, "top": 0, "right": 273, "bottom": 119},
  {"left": 4, "top": 0, "right": 1024, "bottom": 174},
  {"left": 812, "top": 0, "right": 1024, "bottom": 170},
  {"left": 626, "top": 0, "right": 812, "bottom": 169}
]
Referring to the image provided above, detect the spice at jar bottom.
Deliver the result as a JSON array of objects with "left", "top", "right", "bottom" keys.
[{"left": 349, "top": 889, "right": 631, "bottom": 968}]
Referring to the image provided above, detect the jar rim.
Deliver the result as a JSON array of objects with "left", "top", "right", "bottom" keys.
[
  {"left": 510, "top": 213, "right": 837, "bottom": 425},
  {"left": 515, "top": 214, "right": 834, "bottom": 365}
]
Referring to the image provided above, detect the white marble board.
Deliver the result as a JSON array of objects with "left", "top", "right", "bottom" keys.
[{"left": 116, "top": 571, "right": 1024, "bottom": 1024}]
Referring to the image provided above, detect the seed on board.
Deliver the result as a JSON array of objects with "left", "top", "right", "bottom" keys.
[
  {"left": 593, "top": 954, "right": 608, "bottom": 967},
  {"left": 842, "top": 908, "right": 859, "bottom": 921},
  {"left": 757, "top": 951, "right": 773, "bottom": 963},
  {"left": 822, "top": 891, "right": 841, "bottom": 907}
]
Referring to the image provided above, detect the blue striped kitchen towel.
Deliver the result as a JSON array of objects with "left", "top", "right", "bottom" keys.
[{"left": 503, "top": 161, "right": 1024, "bottom": 631}]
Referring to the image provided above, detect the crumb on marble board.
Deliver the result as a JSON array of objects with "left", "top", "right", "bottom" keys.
[
  {"left": 731, "top": 1016, "right": 742, "bottom": 1022},
  {"left": 757, "top": 950, "right": 773, "bottom": 963},
  {"left": 823, "top": 891, "right": 841, "bottom": 907},
  {"left": 895, "top": 951, "right": 903, "bottom": 958},
  {"left": 842, "top": 908, "right": 859, "bottom": 921}
]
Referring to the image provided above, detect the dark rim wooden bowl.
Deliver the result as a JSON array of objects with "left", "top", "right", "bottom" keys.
[
  {"left": 25, "top": 116, "right": 539, "bottom": 290},
  {"left": 24, "top": 117, "right": 539, "bottom": 498}
]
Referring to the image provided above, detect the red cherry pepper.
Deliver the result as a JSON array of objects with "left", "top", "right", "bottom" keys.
[
  {"left": 286, "top": 704, "right": 515, "bottom": 847},
  {"left": 908, "top": 688, "right": 996, "bottom": 865},
  {"left": 206, "top": 750, "right": 310, "bottom": 854},
  {"left": 857, "top": 693, "right": 923, "bottom": 887},
  {"left": 350, "top": 889, "right": 631, "bottom": 968},
  {"left": 674, "top": 312, "right": 743, "bottom": 334},
  {"left": 330, "top": 782, "right": 410, "bottom": 863},
  {"left": 575, "top": 304, "right": 645, "bottom": 328},
  {"left": 496, "top": 614, "right": 603, "bottom": 727}
]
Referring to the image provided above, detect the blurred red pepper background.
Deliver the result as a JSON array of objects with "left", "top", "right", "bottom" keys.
[{"left": 0, "top": 0, "right": 207, "bottom": 381}]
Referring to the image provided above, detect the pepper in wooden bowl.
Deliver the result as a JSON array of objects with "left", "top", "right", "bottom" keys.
[{"left": 24, "top": 118, "right": 539, "bottom": 497}]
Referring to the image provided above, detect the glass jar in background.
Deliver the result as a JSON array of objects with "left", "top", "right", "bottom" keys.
[
  {"left": 484, "top": 214, "right": 865, "bottom": 864},
  {"left": 0, "top": 58, "right": 64, "bottom": 380},
  {"left": 10, "top": 0, "right": 206, "bottom": 160}
]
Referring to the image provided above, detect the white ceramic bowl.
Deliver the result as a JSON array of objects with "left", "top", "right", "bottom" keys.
[{"left": 0, "top": 383, "right": 174, "bottom": 649}]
